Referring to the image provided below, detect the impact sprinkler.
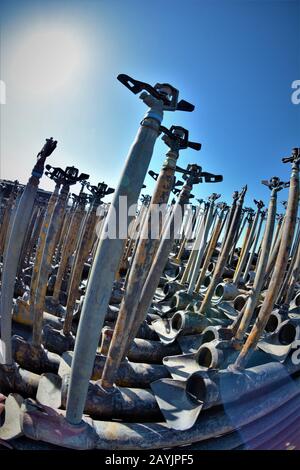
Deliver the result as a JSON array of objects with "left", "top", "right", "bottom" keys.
[
  {"left": 213, "top": 200, "right": 265, "bottom": 304},
  {"left": 232, "top": 177, "right": 289, "bottom": 343},
  {"left": 12, "top": 166, "right": 89, "bottom": 374},
  {"left": 195, "top": 202, "right": 229, "bottom": 292},
  {"left": 0, "top": 138, "right": 57, "bottom": 367},
  {"left": 233, "top": 148, "right": 300, "bottom": 370},
  {"left": 197, "top": 185, "right": 247, "bottom": 316},
  {"left": 100, "top": 127, "right": 201, "bottom": 390},
  {"left": 119, "top": 165, "right": 222, "bottom": 368},
  {"left": 64, "top": 73, "right": 195, "bottom": 426},
  {"left": 42, "top": 181, "right": 115, "bottom": 354},
  {"left": 51, "top": 184, "right": 91, "bottom": 306}
]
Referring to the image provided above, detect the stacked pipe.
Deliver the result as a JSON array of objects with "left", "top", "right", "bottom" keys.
[{"left": 0, "top": 75, "right": 299, "bottom": 451}]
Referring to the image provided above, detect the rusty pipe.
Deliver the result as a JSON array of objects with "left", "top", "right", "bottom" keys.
[
  {"left": 234, "top": 150, "right": 300, "bottom": 369},
  {"left": 195, "top": 205, "right": 227, "bottom": 292},
  {"left": 52, "top": 200, "right": 86, "bottom": 302},
  {"left": 0, "top": 138, "right": 57, "bottom": 365},
  {"left": 66, "top": 91, "right": 165, "bottom": 424},
  {"left": 198, "top": 186, "right": 247, "bottom": 316},
  {"left": 32, "top": 184, "right": 69, "bottom": 346}
]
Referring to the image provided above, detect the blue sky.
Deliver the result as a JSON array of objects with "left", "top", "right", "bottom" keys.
[{"left": 0, "top": 0, "right": 299, "bottom": 209}]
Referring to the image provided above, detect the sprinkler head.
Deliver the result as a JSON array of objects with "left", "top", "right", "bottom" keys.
[{"left": 117, "top": 74, "right": 195, "bottom": 112}]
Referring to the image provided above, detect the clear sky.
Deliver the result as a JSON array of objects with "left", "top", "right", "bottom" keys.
[{"left": 0, "top": 0, "right": 299, "bottom": 209}]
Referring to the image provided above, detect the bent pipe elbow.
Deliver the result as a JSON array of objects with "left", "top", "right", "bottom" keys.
[
  {"left": 187, "top": 358, "right": 300, "bottom": 411},
  {"left": 92, "top": 355, "right": 171, "bottom": 388},
  {"left": 0, "top": 363, "right": 40, "bottom": 397},
  {"left": 162, "top": 281, "right": 183, "bottom": 300},
  {"left": 171, "top": 311, "right": 210, "bottom": 336},
  {"left": 18, "top": 372, "right": 300, "bottom": 449},
  {"left": 12, "top": 335, "right": 60, "bottom": 374},
  {"left": 264, "top": 311, "right": 288, "bottom": 334},
  {"left": 233, "top": 294, "right": 248, "bottom": 312},
  {"left": 101, "top": 332, "right": 181, "bottom": 364},
  {"left": 170, "top": 290, "right": 198, "bottom": 311},
  {"left": 42, "top": 324, "right": 75, "bottom": 355},
  {"left": 60, "top": 375, "right": 162, "bottom": 421},
  {"left": 212, "top": 283, "right": 240, "bottom": 304}
]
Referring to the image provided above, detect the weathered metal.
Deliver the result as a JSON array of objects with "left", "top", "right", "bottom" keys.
[
  {"left": 232, "top": 177, "right": 287, "bottom": 340},
  {"left": 2, "top": 364, "right": 300, "bottom": 449},
  {"left": 0, "top": 138, "right": 57, "bottom": 366},
  {"left": 198, "top": 186, "right": 247, "bottom": 315},
  {"left": 187, "top": 193, "right": 221, "bottom": 294},
  {"left": 0, "top": 181, "right": 20, "bottom": 258},
  {"left": 234, "top": 149, "right": 300, "bottom": 369},
  {"left": 0, "top": 362, "right": 40, "bottom": 397},
  {"left": 195, "top": 202, "right": 228, "bottom": 292},
  {"left": 51, "top": 191, "right": 88, "bottom": 303},
  {"left": 242, "top": 209, "right": 265, "bottom": 284},
  {"left": 12, "top": 335, "right": 60, "bottom": 374},
  {"left": 100, "top": 128, "right": 201, "bottom": 389},
  {"left": 58, "top": 350, "right": 170, "bottom": 387},
  {"left": 32, "top": 166, "right": 88, "bottom": 347},
  {"left": 122, "top": 166, "right": 222, "bottom": 363},
  {"left": 66, "top": 75, "right": 195, "bottom": 424},
  {"left": 62, "top": 187, "right": 104, "bottom": 335}
]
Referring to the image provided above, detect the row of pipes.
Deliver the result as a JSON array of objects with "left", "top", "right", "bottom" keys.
[{"left": 0, "top": 74, "right": 300, "bottom": 449}]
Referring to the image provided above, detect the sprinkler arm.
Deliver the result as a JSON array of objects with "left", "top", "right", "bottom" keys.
[{"left": 117, "top": 74, "right": 194, "bottom": 112}]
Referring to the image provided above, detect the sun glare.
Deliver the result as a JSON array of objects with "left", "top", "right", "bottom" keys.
[{"left": 8, "top": 26, "right": 85, "bottom": 95}]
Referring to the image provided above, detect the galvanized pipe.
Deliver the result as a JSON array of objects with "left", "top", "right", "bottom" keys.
[
  {"left": 232, "top": 203, "right": 264, "bottom": 285},
  {"left": 52, "top": 199, "right": 86, "bottom": 302},
  {"left": 32, "top": 184, "right": 69, "bottom": 346},
  {"left": 187, "top": 194, "right": 219, "bottom": 294},
  {"left": 198, "top": 186, "right": 247, "bottom": 315},
  {"left": 234, "top": 150, "right": 300, "bottom": 369},
  {"left": 0, "top": 183, "right": 19, "bottom": 258},
  {"left": 66, "top": 92, "right": 164, "bottom": 424},
  {"left": 119, "top": 169, "right": 205, "bottom": 372},
  {"left": 100, "top": 129, "right": 201, "bottom": 389},
  {"left": 242, "top": 210, "right": 265, "bottom": 284},
  {"left": 180, "top": 206, "right": 208, "bottom": 285},
  {"left": 0, "top": 138, "right": 57, "bottom": 365},
  {"left": 16, "top": 372, "right": 300, "bottom": 449},
  {"left": 276, "top": 216, "right": 300, "bottom": 305},
  {"left": 195, "top": 204, "right": 227, "bottom": 292},
  {"left": 63, "top": 204, "right": 98, "bottom": 335}
]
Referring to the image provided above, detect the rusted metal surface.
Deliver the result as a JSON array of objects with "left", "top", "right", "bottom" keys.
[
  {"left": 1, "top": 74, "right": 299, "bottom": 450},
  {"left": 234, "top": 149, "right": 300, "bottom": 369},
  {"left": 198, "top": 186, "right": 247, "bottom": 315},
  {"left": 0, "top": 138, "right": 57, "bottom": 365},
  {"left": 66, "top": 82, "right": 166, "bottom": 424},
  {"left": 233, "top": 177, "right": 287, "bottom": 340},
  {"left": 101, "top": 128, "right": 201, "bottom": 389}
]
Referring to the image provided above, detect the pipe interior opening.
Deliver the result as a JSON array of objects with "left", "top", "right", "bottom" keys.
[
  {"left": 278, "top": 323, "right": 296, "bottom": 345},
  {"left": 197, "top": 346, "right": 213, "bottom": 367},
  {"left": 186, "top": 374, "right": 206, "bottom": 403},
  {"left": 234, "top": 296, "right": 246, "bottom": 312},
  {"left": 171, "top": 313, "right": 183, "bottom": 332},
  {"left": 201, "top": 329, "right": 216, "bottom": 344},
  {"left": 265, "top": 314, "right": 279, "bottom": 333},
  {"left": 214, "top": 284, "right": 224, "bottom": 299}
]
